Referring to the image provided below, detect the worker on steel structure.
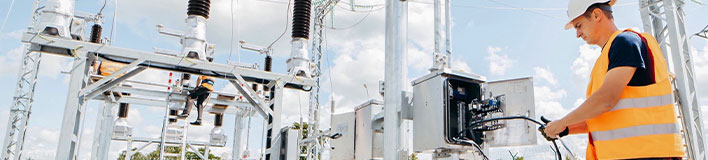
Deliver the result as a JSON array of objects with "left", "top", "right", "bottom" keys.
[
  {"left": 177, "top": 64, "right": 215, "bottom": 125},
  {"left": 543, "top": 0, "right": 685, "bottom": 159}
]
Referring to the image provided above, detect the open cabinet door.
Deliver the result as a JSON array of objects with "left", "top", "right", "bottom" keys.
[{"left": 484, "top": 77, "right": 537, "bottom": 147}]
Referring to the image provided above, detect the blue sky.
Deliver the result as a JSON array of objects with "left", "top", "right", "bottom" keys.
[{"left": 0, "top": 0, "right": 707, "bottom": 159}]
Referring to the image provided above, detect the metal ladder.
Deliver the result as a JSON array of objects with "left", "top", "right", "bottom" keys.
[
  {"left": 162, "top": 108, "right": 189, "bottom": 159},
  {"left": 158, "top": 74, "right": 190, "bottom": 160}
]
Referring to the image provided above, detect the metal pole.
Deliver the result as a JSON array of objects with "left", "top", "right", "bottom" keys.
[
  {"left": 639, "top": 0, "right": 706, "bottom": 159},
  {"left": 662, "top": 0, "right": 706, "bottom": 159},
  {"left": 91, "top": 97, "right": 118, "bottom": 159},
  {"left": 433, "top": 0, "right": 441, "bottom": 55},
  {"left": 232, "top": 112, "right": 246, "bottom": 160},
  {"left": 55, "top": 51, "right": 91, "bottom": 160},
  {"left": 384, "top": 0, "right": 407, "bottom": 159},
  {"left": 268, "top": 83, "right": 285, "bottom": 158},
  {"left": 126, "top": 138, "right": 133, "bottom": 160},
  {"left": 158, "top": 96, "right": 171, "bottom": 160},
  {"left": 1, "top": 0, "right": 43, "bottom": 159},
  {"left": 444, "top": 0, "right": 452, "bottom": 68}
]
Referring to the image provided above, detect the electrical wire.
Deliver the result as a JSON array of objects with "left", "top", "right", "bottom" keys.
[
  {"left": 237, "top": 0, "right": 241, "bottom": 63},
  {"left": 463, "top": 116, "right": 563, "bottom": 160},
  {"left": 229, "top": 0, "right": 235, "bottom": 62},
  {"left": 324, "top": 22, "right": 334, "bottom": 98},
  {"left": 324, "top": 1, "right": 376, "bottom": 30},
  {"left": 98, "top": 0, "right": 108, "bottom": 17},
  {"left": 0, "top": 0, "right": 17, "bottom": 44},
  {"left": 484, "top": 0, "right": 565, "bottom": 22},
  {"left": 253, "top": 0, "right": 290, "bottom": 5},
  {"left": 455, "top": 138, "right": 489, "bottom": 160},
  {"left": 266, "top": 0, "right": 292, "bottom": 51},
  {"left": 110, "top": 0, "right": 118, "bottom": 44},
  {"left": 335, "top": 4, "right": 385, "bottom": 13}
]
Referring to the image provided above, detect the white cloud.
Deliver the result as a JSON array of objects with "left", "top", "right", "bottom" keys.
[
  {"left": 451, "top": 57, "right": 472, "bottom": 73},
  {"left": 0, "top": 110, "right": 7, "bottom": 139},
  {"left": 570, "top": 44, "right": 601, "bottom": 88},
  {"left": 534, "top": 66, "right": 558, "bottom": 86},
  {"left": 0, "top": 29, "right": 23, "bottom": 41},
  {"left": 0, "top": 45, "right": 23, "bottom": 76},
  {"left": 127, "top": 108, "right": 143, "bottom": 125},
  {"left": 320, "top": 35, "right": 385, "bottom": 113},
  {"left": 38, "top": 54, "right": 73, "bottom": 79},
  {"left": 0, "top": 45, "right": 72, "bottom": 80},
  {"left": 486, "top": 46, "right": 515, "bottom": 75},
  {"left": 280, "top": 89, "right": 310, "bottom": 126},
  {"left": 533, "top": 85, "right": 569, "bottom": 120},
  {"left": 22, "top": 127, "right": 60, "bottom": 159},
  {"left": 690, "top": 39, "right": 708, "bottom": 103}
]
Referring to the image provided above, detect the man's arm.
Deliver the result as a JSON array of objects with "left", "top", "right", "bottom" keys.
[
  {"left": 567, "top": 122, "right": 588, "bottom": 134},
  {"left": 544, "top": 66, "right": 636, "bottom": 137},
  {"left": 195, "top": 76, "right": 203, "bottom": 87}
]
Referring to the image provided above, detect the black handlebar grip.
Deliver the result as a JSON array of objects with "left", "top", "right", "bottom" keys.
[
  {"left": 540, "top": 116, "right": 551, "bottom": 123},
  {"left": 559, "top": 127, "right": 569, "bottom": 137},
  {"left": 540, "top": 116, "right": 569, "bottom": 138}
]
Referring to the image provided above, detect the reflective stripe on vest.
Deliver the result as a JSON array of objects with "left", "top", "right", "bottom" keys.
[
  {"left": 590, "top": 123, "right": 679, "bottom": 141},
  {"left": 610, "top": 93, "right": 673, "bottom": 112},
  {"left": 584, "top": 29, "right": 684, "bottom": 160},
  {"left": 200, "top": 76, "right": 215, "bottom": 91}
]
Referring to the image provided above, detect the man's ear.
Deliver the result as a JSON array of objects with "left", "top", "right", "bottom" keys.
[{"left": 592, "top": 8, "right": 603, "bottom": 22}]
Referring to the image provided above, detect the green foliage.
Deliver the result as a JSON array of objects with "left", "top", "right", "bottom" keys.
[
  {"left": 508, "top": 151, "right": 524, "bottom": 160},
  {"left": 410, "top": 153, "right": 419, "bottom": 160},
  {"left": 564, "top": 155, "right": 573, "bottom": 160},
  {"left": 117, "top": 145, "right": 222, "bottom": 160}
]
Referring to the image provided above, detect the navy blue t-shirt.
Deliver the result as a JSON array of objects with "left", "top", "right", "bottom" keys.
[{"left": 606, "top": 31, "right": 655, "bottom": 86}]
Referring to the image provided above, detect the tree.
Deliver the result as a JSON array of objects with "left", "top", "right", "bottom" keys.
[
  {"left": 117, "top": 145, "right": 222, "bottom": 160},
  {"left": 117, "top": 148, "right": 148, "bottom": 160},
  {"left": 410, "top": 153, "right": 419, "bottom": 160}
]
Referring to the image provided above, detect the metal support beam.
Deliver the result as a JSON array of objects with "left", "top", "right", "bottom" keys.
[
  {"left": 384, "top": 0, "right": 407, "bottom": 159},
  {"left": 232, "top": 111, "right": 246, "bottom": 160},
  {"left": 111, "top": 137, "right": 224, "bottom": 147},
  {"left": 639, "top": 0, "right": 706, "bottom": 159},
  {"left": 79, "top": 58, "right": 146, "bottom": 97},
  {"left": 85, "top": 67, "right": 146, "bottom": 99},
  {"left": 2, "top": 47, "right": 41, "bottom": 160},
  {"left": 55, "top": 50, "right": 92, "bottom": 160},
  {"left": 21, "top": 32, "right": 315, "bottom": 89},
  {"left": 187, "top": 144, "right": 208, "bottom": 160},
  {"left": 1, "top": 1, "right": 43, "bottom": 159},
  {"left": 306, "top": 0, "right": 340, "bottom": 158},
  {"left": 229, "top": 76, "right": 271, "bottom": 118},
  {"left": 90, "top": 96, "right": 118, "bottom": 160},
  {"left": 266, "top": 82, "right": 285, "bottom": 159}
]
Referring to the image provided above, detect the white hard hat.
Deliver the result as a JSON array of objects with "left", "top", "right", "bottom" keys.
[{"left": 565, "top": 0, "right": 616, "bottom": 30}]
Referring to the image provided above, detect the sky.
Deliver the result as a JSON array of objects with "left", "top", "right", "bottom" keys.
[{"left": 0, "top": 0, "right": 707, "bottom": 159}]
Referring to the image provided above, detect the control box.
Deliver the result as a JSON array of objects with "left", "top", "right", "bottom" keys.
[{"left": 412, "top": 70, "right": 536, "bottom": 152}]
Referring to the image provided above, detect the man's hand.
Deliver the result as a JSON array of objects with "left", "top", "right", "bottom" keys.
[{"left": 544, "top": 120, "right": 567, "bottom": 139}]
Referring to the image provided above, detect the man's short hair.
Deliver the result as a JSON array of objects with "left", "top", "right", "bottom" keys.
[{"left": 583, "top": 2, "right": 613, "bottom": 19}]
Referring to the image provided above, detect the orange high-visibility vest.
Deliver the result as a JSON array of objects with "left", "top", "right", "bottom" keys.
[
  {"left": 585, "top": 29, "right": 684, "bottom": 159},
  {"left": 199, "top": 75, "right": 215, "bottom": 91}
]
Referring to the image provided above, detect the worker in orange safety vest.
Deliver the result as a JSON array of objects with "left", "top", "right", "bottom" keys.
[{"left": 543, "top": 0, "right": 685, "bottom": 159}]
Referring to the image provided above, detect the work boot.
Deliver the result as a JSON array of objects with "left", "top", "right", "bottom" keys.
[
  {"left": 190, "top": 120, "right": 202, "bottom": 126},
  {"left": 177, "top": 113, "right": 189, "bottom": 118}
]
